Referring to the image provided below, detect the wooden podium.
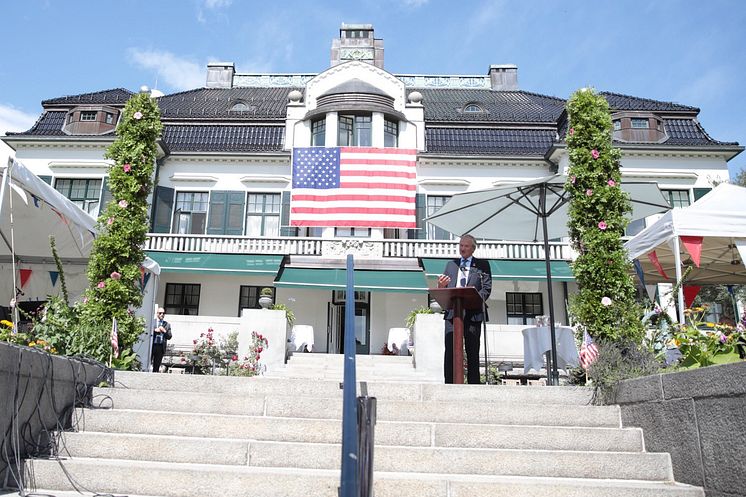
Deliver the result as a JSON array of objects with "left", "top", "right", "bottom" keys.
[{"left": 429, "top": 287, "right": 484, "bottom": 384}]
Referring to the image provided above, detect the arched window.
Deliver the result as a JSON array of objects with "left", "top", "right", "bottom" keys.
[
  {"left": 463, "top": 103, "right": 483, "bottom": 113},
  {"left": 230, "top": 102, "right": 250, "bottom": 112}
]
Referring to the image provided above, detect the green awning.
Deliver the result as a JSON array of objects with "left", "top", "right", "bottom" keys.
[
  {"left": 145, "top": 251, "right": 283, "bottom": 276},
  {"left": 275, "top": 267, "right": 429, "bottom": 293},
  {"left": 421, "top": 258, "right": 574, "bottom": 281}
]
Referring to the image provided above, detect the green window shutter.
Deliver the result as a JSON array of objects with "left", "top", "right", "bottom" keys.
[
  {"left": 152, "top": 185, "right": 174, "bottom": 233},
  {"left": 225, "top": 191, "right": 246, "bottom": 235},
  {"left": 101, "top": 177, "right": 114, "bottom": 210},
  {"left": 280, "top": 190, "right": 298, "bottom": 237},
  {"left": 408, "top": 193, "right": 426, "bottom": 239},
  {"left": 207, "top": 191, "right": 227, "bottom": 235},
  {"left": 693, "top": 187, "right": 711, "bottom": 201},
  {"left": 39, "top": 175, "right": 52, "bottom": 185}
]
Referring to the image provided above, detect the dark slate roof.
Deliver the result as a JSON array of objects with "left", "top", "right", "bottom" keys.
[
  {"left": 42, "top": 88, "right": 134, "bottom": 106},
  {"left": 416, "top": 89, "right": 566, "bottom": 123},
  {"left": 158, "top": 87, "right": 302, "bottom": 121},
  {"left": 162, "top": 125, "right": 285, "bottom": 152},
  {"left": 7, "top": 111, "right": 67, "bottom": 136},
  {"left": 663, "top": 119, "right": 739, "bottom": 146},
  {"left": 424, "top": 128, "right": 556, "bottom": 156},
  {"left": 600, "top": 92, "right": 698, "bottom": 113}
]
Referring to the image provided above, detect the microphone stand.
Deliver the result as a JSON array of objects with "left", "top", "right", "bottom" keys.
[{"left": 475, "top": 267, "right": 490, "bottom": 385}]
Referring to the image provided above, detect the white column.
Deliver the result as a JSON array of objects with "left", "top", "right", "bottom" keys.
[
  {"left": 371, "top": 112, "right": 384, "bottom": 148},
  {"left": 325, "top": 112, "right": 338, "bottom": 146}
]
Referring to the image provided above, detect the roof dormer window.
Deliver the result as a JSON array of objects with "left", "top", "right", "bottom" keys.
[
  {"left": 80, "top": 111, "right": 97, "bottom": 121},
  {"left": 230, "top": 101, "right": 250, "bottom": 112},
  {"left": 631, "top": 117, "right": 649, "bottom": 129},
  {"left": 463, "top": 103, "right": 483, "bottom": 113}
]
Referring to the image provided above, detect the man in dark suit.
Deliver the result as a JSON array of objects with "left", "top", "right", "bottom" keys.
[
  {"left": 151, "top": 307, "right": 172, "bottom": 373},
  {"left": 437, "top": 234, "right": 492, "bottom": 384}
]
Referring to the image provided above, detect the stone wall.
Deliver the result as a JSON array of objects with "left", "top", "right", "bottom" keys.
[
  {"left": 615, "top": 362, "right": 746, "bottom": 497},
  {"left": 0, "top": 342, "right": 109, "bottom": 489}
]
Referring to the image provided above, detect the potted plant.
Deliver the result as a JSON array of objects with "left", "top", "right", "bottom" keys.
[{"left": 258, "top": 287, "right": 274, "bottom": 309}]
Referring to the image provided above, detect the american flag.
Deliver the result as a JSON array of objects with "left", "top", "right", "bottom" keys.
[
  {"left": 290, "top": 147, "right": 417, "bottom": 228},
  {"left": 111, "top": 317, "right": 119, "bottom": 358},
  {"left": 579, "top": 331, "right": 599, "bottom": 370}
]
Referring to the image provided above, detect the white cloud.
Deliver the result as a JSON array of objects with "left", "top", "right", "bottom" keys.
[
  {"left": 0, "top": 104, "right": 38, "bottom": 136},
  {"left": 203, "top": 0, "right": 232, "bottom": 8},
  {"left": 128, "top": 49, "right": 205, "bottom": 91}
]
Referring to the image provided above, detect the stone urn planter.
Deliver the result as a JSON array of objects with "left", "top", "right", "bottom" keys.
[{"left": 258, "top": 296, "right": 273, "bottom": 309}]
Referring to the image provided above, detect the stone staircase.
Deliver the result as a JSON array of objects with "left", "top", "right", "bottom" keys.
[
  {"left": 266, "top": 352, "right": 439, "bottom": 382},
  {"left": 20, "top": 369, "right": 704, "bottom": 497}
]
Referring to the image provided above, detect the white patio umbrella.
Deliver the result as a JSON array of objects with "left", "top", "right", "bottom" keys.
[{"left": 426, "top": 174, "right": 670, "bottom": 384}]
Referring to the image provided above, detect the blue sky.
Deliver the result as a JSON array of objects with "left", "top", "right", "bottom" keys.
[{"left": 1, "top": 0, "right": 745, "bottom": 178}]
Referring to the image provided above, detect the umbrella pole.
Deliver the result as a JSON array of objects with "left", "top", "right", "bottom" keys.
[{"left": 540, "top": 189, "right": 560, "bottom": 386}]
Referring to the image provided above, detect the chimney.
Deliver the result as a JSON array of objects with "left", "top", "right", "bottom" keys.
[
  {"left": 206, "top": 62, "right": 235, "bottom": 89},
  {"left": 488, "top": 64, "right": 518, "bottom": 91},
  {"left": 330, "top": 23, "right": 384, "bottom": 68}
]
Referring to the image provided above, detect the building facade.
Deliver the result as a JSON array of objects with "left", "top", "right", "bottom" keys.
[{"left": 4, "top": 24, "right": 742, "bottom": 356}]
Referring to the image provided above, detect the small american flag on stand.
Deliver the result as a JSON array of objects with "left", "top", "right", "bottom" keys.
[
  {"left": 579, "top": 331, "right": 599, "bottom": 370},
  {"left": 290, "top": 147, "right": 417, "bottom": 228},
  {"left": 111, "top": 317, "right": 119, "bottom": 358}
]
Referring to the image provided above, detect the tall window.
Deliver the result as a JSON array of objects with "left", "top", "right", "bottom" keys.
[
  {"left": 426, "top": 195, "right": 454, "bottom": 240},
  {"left": 506, "top": 292, "right": 543, "bottom": 325},
  {"left": 238, "top": 285, "right": 266, "bottom": 316},
  {"left": 663, "top": 189, "right": 691, "bottom": 208},
  {"left": 246, "top": 193, "right": 281, "bottom": 236},
  {"left": 165, "top": 283, "right": 200, "bottom": 316},
  {"left": 54, "top": 178, "right": 102, "bottom": 215},
  {"left": 311, "top": 118, "right": 326, "bottom": 146},
  {"left": 173, "top": 192, "right": 208, "bottom": 234},
  {"left": 384, "top": 118, "right": 398, "bottom": 147},
  {"left": 338, "top": 114, "right": 372, "bottom": 146}
]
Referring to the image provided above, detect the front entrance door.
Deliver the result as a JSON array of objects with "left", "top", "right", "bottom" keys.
[{"left": 327, "top": 293, "right": 370, "bottom": 354}]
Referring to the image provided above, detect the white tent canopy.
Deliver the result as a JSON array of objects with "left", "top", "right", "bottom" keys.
[
  {"left": 0, "top": 158, "right": 160, "bottom": 315},
  {"left": 624, "top": 183, "right": 746, "bottom": 316}
]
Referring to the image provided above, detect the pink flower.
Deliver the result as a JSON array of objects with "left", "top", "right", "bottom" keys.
[
  {"left": 133, "top": 111, "right": 143, "bottom": 120},
  {"left": 569, "top": 128, "right": 574, "bottom": 136},
  {"left": 232, "top": 355, "right": 238, "bottom": 361},
  {"left": 598, "top": 221, "right": 608, "bottom": 230},
  {"left": 591, "top": 149, "right": 600, "bottom": 159},
  {"left": 257, "top": 347, "right": 263, "bottom": 353},
  {"left": 607, "top": 179, "right": 616, "bottom": 187},
  {"left": 97, "top": 281, "right": 105, "bottom": 289},
  {"left": 570, "top": 175, "right": 576, "bottom": 184},
  {"left": 601, "top": 296, "right": 612, "bottom": 306},
  {"left": 107, "top": 217, "right": 114, "bottom": 225},
  {"left": 193, "top": 339, "right": 198, "bottom": 344},
  {"left": 123, "top": 163, "right": 131, "bottom": 173},
  {"left": 118, "top": 200, "right": 128, "bottom": 208},
  {"left": 585, "top": 189, "right": 593, "bottom": 196},
  {"left": 110, "top": 271, "right": 121, "bottom": 280}
]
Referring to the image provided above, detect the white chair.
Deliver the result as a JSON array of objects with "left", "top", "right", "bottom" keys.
[
  {"left": 290, "top": 325, "right": 314, "bottom": 353},
  {"left": 386, "top": 327, "right": 410, "bottom": 355}
]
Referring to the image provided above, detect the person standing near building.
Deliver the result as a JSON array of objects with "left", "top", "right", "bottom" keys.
[
  {"left": 437, "top": 234, "right": 492, "bottom": 384},
  {"left": 152, "top": 307, "right": 172, "bottom": 373}
]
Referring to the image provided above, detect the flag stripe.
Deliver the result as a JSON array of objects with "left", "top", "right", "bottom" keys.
[{"left": 291, "top": 146, "right": 417, "bottom": 228}]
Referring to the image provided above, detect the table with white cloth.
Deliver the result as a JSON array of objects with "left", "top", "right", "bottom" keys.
[{"left": 522, "top": 326, "right": 580, "bottom": 374}]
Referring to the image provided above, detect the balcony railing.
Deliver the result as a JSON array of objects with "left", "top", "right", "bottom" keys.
[{"left": 145, "top": 234, "right": 574, "bottom": 261}]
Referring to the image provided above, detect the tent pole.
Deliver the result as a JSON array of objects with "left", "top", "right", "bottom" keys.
[{"left": 672, "top": 236, "right": 685, "bottom": 321}]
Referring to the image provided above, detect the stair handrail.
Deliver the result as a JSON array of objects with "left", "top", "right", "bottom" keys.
[{"left": 339, "top": 254, "right": 359, "bottom": 496}]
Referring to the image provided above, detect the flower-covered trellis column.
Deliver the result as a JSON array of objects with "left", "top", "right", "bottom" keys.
[
  {"left": 80, "top": 90, "right": 163, "bottom": 365},
  {"left": 565, "top": 88, "right": 643, "bottom": 344}
]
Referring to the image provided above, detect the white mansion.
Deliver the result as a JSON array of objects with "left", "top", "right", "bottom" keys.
[{"left": 3, "top": 24, "right": 742, "bottom": 356}]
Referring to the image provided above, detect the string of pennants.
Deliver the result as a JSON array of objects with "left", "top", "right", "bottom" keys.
[
  {"left": 17, "top": 266, "right": 152, "bottom": 293},
  {"left": 634, "top": 235, "right": 704, "bottom": 307}
]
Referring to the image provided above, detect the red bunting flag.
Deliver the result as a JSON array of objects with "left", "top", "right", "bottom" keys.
[
  {"left": 680, "top": 236, "right": 703, "bottom": 267},
  {"left": 683, "top": 285, "right": 702, "bottom": 308},
  {"left": 648, "top": 251, "right": 669, "bottom": 279},
  {"left": 20, "top": 269, "right": 32, "bottom": 288}
]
